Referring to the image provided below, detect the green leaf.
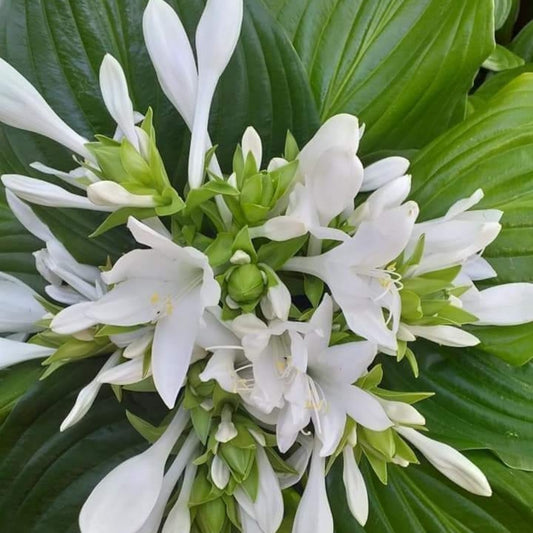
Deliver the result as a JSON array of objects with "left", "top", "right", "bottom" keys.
[
  {"left": 257, "top": 235, "right": 307, "bottom": 269},
  {"left": 328, "top": 451, "right": 533, "bottom": 533},
  {"left": 411, "top": 74, "right": 533, "bottom": 283},
  {"left": 494, "top": 0, "right": 513, "bottom": 30},
  {"left": 0, "top": 0, "right": 319, "bottom": 262},
  {"left": 511, "top": 20, "right": 533, "bottom": 62},
  {"left": 265, "top": 0, "right": 494, "bottom": 154},
  {"left": 468, "top": 323, "right": 533, "bottom": 366},
  {"left": 381, "top": 343, "right": 533, "bottom": 471},
  {"left": 0, "top": 361, "right": 42, "bottom": 426},
  {"left": 0, "top": 359, "right": 145, "bottom": 532},
  {"left": 482, "top": 44, "right": 525, "bottom": 71}
]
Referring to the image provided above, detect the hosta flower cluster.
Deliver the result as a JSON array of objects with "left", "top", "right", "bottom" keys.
[{"left": 1, "top": 1, "right": 533, "bottom": 532}]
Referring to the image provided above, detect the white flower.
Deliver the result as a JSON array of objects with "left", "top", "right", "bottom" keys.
[
  {"left": 285, "top": 202, "right": 419, "bottom": 349},
  {"left": 260, "top": 268, "right": 292, "bottom": 321},
  {"left": 377, "top": 398, "right": 426, "bottom": 426},
  {"left": 0, "top": 57, "right": 92, "bottom": 159},
  {"left": 360, "top": 156, "right": 410, "bottom": 192},
  {"left": 143, "top": 0, "right": 198, "bottom": 128},
  {"left": 61, "top": 351, "right": 122, "bottom": 431},
  {"left": 404, "top": 324, "right": 480, "bottom": 348},
  {"left": 0, "top": 337, "right": 54, "bottom": 370},
  {"left": 407, "top": 189, "right": 502, "bottom": 276},
  {"left": 396, "top": 427, "right": 492, "bottom": 497},
  {"left": 240, "top": 296, "right": 391, "bottom": 456},
  {"left": 242, "top": 126, "right": 263, "bottom": 169},
  {"left": 79, "top": 408, "right": 190, "bottom": 533},
  {"left": 234, "top": 447, "right": 284, "bottom": 533},
  {"left": 461, "top": 283, "right": 533, "bottom": 326},
  {"left": 0, "top": 272, "right": 45, "bottom": 333},
  {"left": 161, "top": 463, "right": 197, "bottom": 533},
  {"left": 188, "top": 0, "right": 244, "bottom": 189},
  {"left": 99, "top": 54, "right": 140, "bottom": 151},
  {"left": 278, "top": 434, "right": 313, "bottom": 489},
  {"left": 134, "top": 434, "right": 199, "bottom": 533},
  {"left": 292, "top": 441, "right": 334, "bottom": 533},
  {"left": 52, "top": 217, "right": 220, "bottom": 408},
  {"left": 87, "top": 181, "right": 159, "bottom": 208},
  {"left": 97, "top": 356, "right": 148, "bottom": 386},
  {"left": 215, "top": 405, "right": 238, "bottom": 443},
  {"left": 342, "top": 446, "right": 369, "bottom": 526},
  {"left": 1, "top": 175, "right": 111, "bottom": 211}
]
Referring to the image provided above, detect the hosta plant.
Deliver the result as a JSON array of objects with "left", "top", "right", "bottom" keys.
[{"left": 0, "top": 0, "right": 533, "bottom": 532}]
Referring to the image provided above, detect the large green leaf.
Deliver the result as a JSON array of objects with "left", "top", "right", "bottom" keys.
[
  {"left": 0, "top": 0, "right": 318, "bottom": 265},
  {"left": 328, "top": 451, "right": 533, "bottom": 533},
  {"left": 0, "top": 359, "right": 145, "bottom": 533},
  {"left": 264, "top": 0, "right": 494, "bottom": 154},
  {"left": 381, "top": 344, "right": 533, "bottom": 471},
  {"left": 411, "top": 74, "right": 533, "bottom": 364}
]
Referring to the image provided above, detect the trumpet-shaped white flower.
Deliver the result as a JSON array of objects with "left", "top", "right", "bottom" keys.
[
  {"left": 285, "top": 202, "right": 419, "bottom": 349},
  {"left": 0, "top": 57, "right": 91, "bottom": 159},
  {"left": 2, "top": 175, "right": 111, "bottom": 212},
  {"left": 292, "top": 441, "right": 334, "bottom": 533},
  {"left": 135, "top": 434, "right": 199, "bottom": 533},
  {"left": 234, "top": 447, "right": 284, "bottom": 533},
  {"left": 342, "top": 446, "right": 369, "bottom": 526},
  {"left": 0, "top": 337, "right": 54, "bottom": 370},
  {"left": 407, "top": 189, "right": 502, "bottom": 276},
  {"left": 360, "top": 156, "right": 410, "bottom": 192},
  {"left": 79, "top": 408, "right": 190, "bottom": 533},
  {"left": 404, "top": 324, "right": 480, "bottom": 348},
  {"left": 242, "top": 126, "right": 263, "bottom": 169},
  {"left": 61, "top": 351, "right": 122, "bottom": 431},
  {"left": 461, "top": 283, "right": 533, "bottom": 326},
  {"left": 188, "top": 0, "right": 244, "bottom": 188},
  {"left": 0, "top": 272, "right": 46, "bottom": 333},
  {"left": 237, "top": 296, "right": 391, "bottom": 456},
  {"left": 52, "top": 217, "right": 220, "bottom": 408},
  {"left": 396, "top": 427, "right": 492, "bottom": 497},
  {"left": 99, "top": 54, "right": 139, "bottom": 151},
  {"left": 6, "top": 191, "right": 105, "bottom": 305},
  {"left": 87, "top": 181, "right": 159, "bottom": 208},
  {"left": 161, "top": 462, "right": 197, "bottom": 533}
]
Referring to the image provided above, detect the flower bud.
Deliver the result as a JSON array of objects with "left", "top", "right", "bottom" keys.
[{"left": 227, "top": 264, "right": 266, "bottom": 304}]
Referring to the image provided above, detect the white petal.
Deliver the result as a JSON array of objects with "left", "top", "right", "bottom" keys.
[
  {"left": 199, "top": 349, "right": 240, "bottom": 393},
  {"left": 463, "top": 283, "right": 533, "bottom": 326},
  {"left": 97, "top": 357, "right": 147, "bottom": 386},
  {"left": 445, "top": 189, "right": 484, "bottom": 219},
  {"left": 397, "top": 427, "right": 492, "bottom": 497},
  {"left": 5, "top": 190, "right": 54, "bottom": 241},
  {"left": 161, "top": 462, "right": 197, "bottom": 533},
  {"left": 88, "top": 181, "right": 157, "bottom": 208},
  {"left": 123, "top": 332, "right": 153, "bottom": 359},
  {"left": 377, "top": 398, "right": 425, "bottom": 426},
  {"left": 30, "top": 161, "right": 98, "bottom": 189},
  {"left": 278, "top": 435, "right": 313, "bottom": 489},
  {"left": 292, "top": 442, "right": 334, "bottom": 533},
  {"left": 51, "top": 302, "right": 99, "bottom": 335},
  {"left": 61, "top": 351, "right": 122, "bottom": 431},
  {"left": 152, "top": 289, "right": 203, "bottom": 408},
  {"left": 407, "top": 325, "right": 480, "bottom": 347},
  {"left": 342, "top": 446, "right": 368, "bottom": 526},
  {"left": 2, "top": 175, "right": 111, "bottom": 211},
  {"left": 211, "top": 455, "right": 231, "bottom": 489},
  {"left": 136, "top": 434, "right": 199, "bottom": 533},
  {"left": 308, "top": 148, "right": 363, "bottom": 226},
  {"left": 0, "top": 338, "right": 53, "bottom": 370},
  {"left": 242, "top": 126, "right": 263, "bottom": 168},
  {"left": 250, "top": 216, "right": 308, "bottom": 241},
  {"left": 462, "top": 255, "right": 497, "bottom": 281},
  {"left": 298, "top": 114, "right": 360, "bottom": 180},
  {"left": 99, "top": 55, "right": 139, "bottom": 150},
  {"left": 0, "top": 58, "right": 91, "bottom": 159},
  {"left": 361, "top": 156, "right": 410, "bottom": 192},
  {"left": 188, "top": 0, "right": 243, "bottom": 188},
  {"left": 79, "top": 408, "right": 189, "bottom": 533},
  {"left": 234, "top": 447, "right": 283, "bottom": 533},
  {"left": 143, "top": 0, "right": 198, "bottom": 127},
  {"left": 0, "top": 272, "right": 45, "bottom": 333},
  {"left": 261, "top": 272, "right": 291, "bottom": 321}
]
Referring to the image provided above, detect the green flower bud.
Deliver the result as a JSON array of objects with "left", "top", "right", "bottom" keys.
[
  {"left": 226, "top": 264, "right": 266, "bottom": 304},
  {"left": 196, "top": 498, "right": 228, "bottom": 533}
]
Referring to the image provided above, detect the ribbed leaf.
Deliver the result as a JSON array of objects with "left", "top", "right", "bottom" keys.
[
  {"left": 0, "top": 359, "right": 145, "bottom": 533},
  {"left": 381, "top": 344, "right": 533, "bottom": 471},
  {"left": 0, "top": 0, "right": 318, "bottom": 264},
  {"left": 264, "top": 0, "right": 494, "bottom": 154},
  {"left": 328, "top": 451, "right": 533, "bottom": 533}
]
